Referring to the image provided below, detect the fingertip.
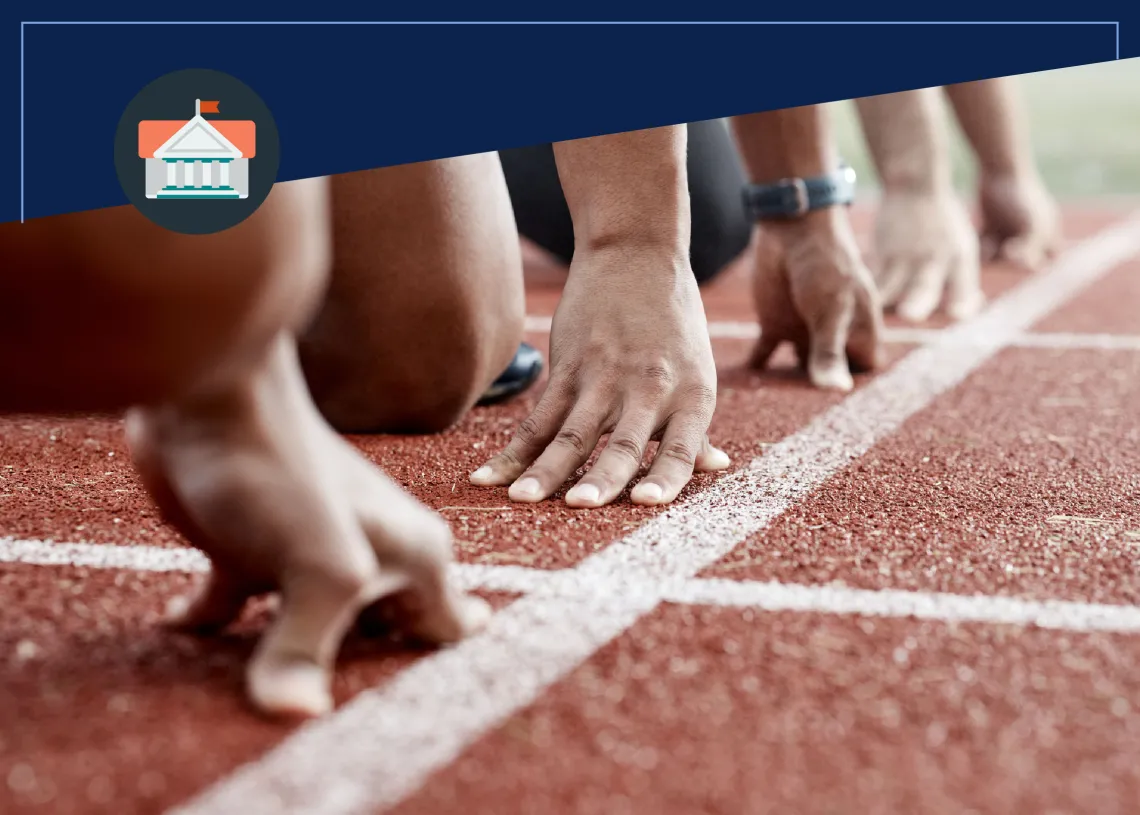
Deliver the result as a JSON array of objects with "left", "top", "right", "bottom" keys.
[
  {"left": 896, "top": 297, "right": 938, "bottom": 324},
  {"left": 630, "top": 480, "right": 667, "bottom": 506},
  {"left": 946, "top": 290, "right": 985, "bottom": 321},
  {"left": 247, "top": 657, "right": 334, "bottom": 720},
  {"left": 696, "top": 445, "right": 732, "bottom": 472},
  {"left": 809, "top": 362, "right": 854, "bottom": 392},
  {"left": 507, "top": 477, "right": 545, "bottom": 503},
  {"left": 468, "top": 465, "right": 498, "bottom": 486},
  {"left": 458, "top": 595, "right": 493, "bottom": 637},
  {"left": 565, "top": 482, "right": 603, "bottom": 508}
]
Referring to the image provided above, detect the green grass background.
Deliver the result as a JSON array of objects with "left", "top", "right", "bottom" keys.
[{"left": 828, "top": 57, "right": 1140, "bottom": 198}]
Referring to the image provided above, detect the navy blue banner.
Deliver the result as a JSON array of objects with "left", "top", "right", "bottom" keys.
[{"left": 4, "top": 4, "right": 1135, "bottom": 223}]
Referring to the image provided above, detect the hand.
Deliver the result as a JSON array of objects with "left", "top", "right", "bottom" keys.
[
  {"left": 978, "top": 171, "right": 1061, "bottom": 271},
  {"left": 127, "top": 335, "right": 488, "bottom": 719},
  {"left": 470, "top": 243, "right": 730, "bottom": 508},
  {"left": 750, "top": 208, "right": 883, "bottom": 392},
  {"left": 873, "top": 189, "right": 983, "bottom": 322}
]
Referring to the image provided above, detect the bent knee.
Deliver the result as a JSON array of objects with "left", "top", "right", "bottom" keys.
[{"left": 307, "top": 300, "right": 524, "bottom": 435}]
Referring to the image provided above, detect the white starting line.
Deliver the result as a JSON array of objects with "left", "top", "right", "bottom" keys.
[
  {"left": 1, "top": 213, "right": 1138, "bottom": 815},
  {"left": 7, "top": 538, "right": 1140, "bottom": 638}
]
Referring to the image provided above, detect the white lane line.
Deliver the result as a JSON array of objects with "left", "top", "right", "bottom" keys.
[
  {"left": 0, "top": 537, "right": 546, "bottom": 596},
  {"left": 667, "top": 578, "right": 1140, "bottom": 633},
  {"left": 0, "top": 537, "right": 209, "bottom": 573},
  {"left": 168, "top": 213, "right": 1140, "bottom": 815},
  {"left": 10, "top": 538, "right": 1140, "bottom": 636},
  {"left": 525, "top": 317, "right": 1140, "bottom": 350}
]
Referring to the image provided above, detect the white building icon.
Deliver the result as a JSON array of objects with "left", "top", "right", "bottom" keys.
[{"left": 141, "top": 99, "right": 255, "bottom": 200}]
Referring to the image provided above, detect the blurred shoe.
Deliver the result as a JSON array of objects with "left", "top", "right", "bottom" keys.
[{"left": 477, "top": 342, "right": 544, "bottom": 406}]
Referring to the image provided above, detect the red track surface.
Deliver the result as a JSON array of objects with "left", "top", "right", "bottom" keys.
[{"left": 1, "top": 203, "right": 1139, "bottom": 814}]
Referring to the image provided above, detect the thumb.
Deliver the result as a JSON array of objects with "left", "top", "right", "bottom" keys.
[{"left": 806, "top": 295, "right": 856, "bottom": 392}]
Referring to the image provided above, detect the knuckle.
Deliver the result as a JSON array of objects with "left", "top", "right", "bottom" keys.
[
  {"left": 639, "top": 363, "right": 676, "bottom": 394},
  {"left": 512, "top": 414, "right": 545, "bottom": 447},
  {"left": 606, "top": 434, "right": 645, "bottom": 466},
  {"left": 657, "top": 440, "right": 698, "bottom": 469},
  {"left": 553, "top": 426, "right": 591, "bottom": 457}
]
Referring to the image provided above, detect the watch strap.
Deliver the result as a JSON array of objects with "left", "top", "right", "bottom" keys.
[{"left": 742, "top": 164, "right": 856, "bottom": 221}]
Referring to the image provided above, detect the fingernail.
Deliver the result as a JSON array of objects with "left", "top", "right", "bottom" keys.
[
  {"left": 469, "top": 465, "right": 494, "bottom": 485},
  {"left": 705, "top": 447, "right": 732, "bottom": 470},
  {"left": 509, "top": 477, "right": 543, "bottom": 502},
  {"left": 631, "top": 482, "right": 664, "bottom": 505},
  {"left": 566, "top": 483, "right": 601, "bottom": 507}
]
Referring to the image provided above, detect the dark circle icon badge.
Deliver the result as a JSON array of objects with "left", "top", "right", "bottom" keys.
[{"left": 114, "top": 68, "right": 280, "bottom": 235}]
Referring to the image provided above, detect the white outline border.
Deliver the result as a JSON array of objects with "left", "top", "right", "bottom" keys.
[{"left": 17, "top": 19, "right": 1122, "bottom": 223}]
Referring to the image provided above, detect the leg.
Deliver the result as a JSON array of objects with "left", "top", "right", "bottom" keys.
[
  {"left": 685, "top": 119, "right": 753, "bottom": 284},
  {"left": 299, "top": 154, "right": 526, "bottom": 434}
]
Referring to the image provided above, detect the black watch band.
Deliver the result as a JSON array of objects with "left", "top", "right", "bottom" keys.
[{"left": 742, "top": 164, "right": 857, "bottom": 221}]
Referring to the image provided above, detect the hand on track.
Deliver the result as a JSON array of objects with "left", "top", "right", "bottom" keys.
[
  {"left": 470, "top": 244, "right": 730, "bottom": 508},
  {"left": 750, "top": 208, "right": 883, "bottom": 392},
  {"left": 978, "top": 171, "right": 1062, "bottom": 271},
  {"left": 873, "top": 189, "right": 983, "bottom": 322},
  {"left": 127, "top": 335, "right": 488, "bottom": 719}
]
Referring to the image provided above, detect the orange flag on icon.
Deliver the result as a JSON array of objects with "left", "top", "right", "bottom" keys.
[{"left": 200, "top": 100, "right": 220, "bottom": 113}]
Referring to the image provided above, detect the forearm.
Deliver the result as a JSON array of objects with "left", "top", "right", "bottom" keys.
[
  {"left": 943, "top": 77, "right": 1035, "bottom": 178},
  {"left": 551, "top": 125, "right": 689, "bottom": 258},
  {"left": 731, "top": 104, "right": 837, "bottom": 182},
  {"left": 855, "top": 88, "right": 952, "bottom": 194}
]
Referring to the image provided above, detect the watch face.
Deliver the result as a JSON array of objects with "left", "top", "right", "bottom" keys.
[{"left": 841, "top": 165, "right": 858, "bottom": 186}]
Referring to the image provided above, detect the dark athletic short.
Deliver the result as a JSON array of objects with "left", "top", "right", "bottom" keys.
[{"left": 498, "top": 119, "right": 753, "bottom": 286}]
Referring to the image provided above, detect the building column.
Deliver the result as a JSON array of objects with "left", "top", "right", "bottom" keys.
[
  {"left": 182, "top": 160, "right": 194, "bottom": 188},
  {"left": 166, "top": 162, "right": 176, "bottom": 187},
  {"left": 220, "top": 161, "right": 230, "bottom": 188},
  {"left": 202, "top": 161, "right": 212, "bottom": 188}
]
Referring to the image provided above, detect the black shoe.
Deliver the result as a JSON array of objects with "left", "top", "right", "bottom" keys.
[{"left": 477, "top": 342, "right": 544, "bottom": 406}]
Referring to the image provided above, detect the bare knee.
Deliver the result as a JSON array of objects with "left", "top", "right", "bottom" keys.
[
  {"left": 0, "top": 178, "right": 331, "bottom": 411},
  {"left": 299, "top": 156, "right": 525, "bottom": 434},
  {"left": 308, "top": 287, "right": 524, "bottom": 434}
]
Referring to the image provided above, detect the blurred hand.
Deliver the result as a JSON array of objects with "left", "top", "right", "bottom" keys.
[
  {"left": 978, "top": 171, "right": 1062, "bottom": 271},
  {"left": 873, "top": 189, "right": 983, "bottom": 322},
  {"left": 127, "top": 336, "right": 488, "bottom": 719},
  {"left": 470, "top": 243, "right": 730, "bottom": 508},
  {"left": 750, "top": 208, "right": 883, "bottom": 392}
]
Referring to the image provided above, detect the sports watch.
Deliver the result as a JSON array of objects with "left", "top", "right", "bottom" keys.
[{"left": 742, "top": 163, "right": 857, "bottom": 221}]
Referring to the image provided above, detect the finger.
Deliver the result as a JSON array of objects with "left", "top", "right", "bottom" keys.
[
  {"left": 979, "top": 231, "right": 1001, "bottom": 264},
  {"left": 507, "top": 399, "right": 609, "bottom": 503},
  {"left": 845, "top": 285, "right": 884, "bottom": 374},
  {"left": 896, "top": 260, "right": 948, "bottom": 323},
  {"left": 469, "top": 381, "right": 573, "bottom": 488},
  {"left": 565, "top": 409, "right": 657, "bottom": 508},
  {"left": 944, "top": 252, "right": 985, "bottom": 321},
  {"left": 748, "top": 331, "right": 781, "bottom": 371},
  {"left": 348, "top": 492, "right": 492, "bottom": 645},
  {"left": 876, "top": 260, "right": 911, "bottom": 307},
  {"left": 246, "top": 567, "right": 384, "bottom": 719},
  {"left": 695, "top": 435, "right": 732, "bottom": 472},
  {"left": 630, "top": 411, "right": 711, "bottom": 506},
  {"left": 805, "top": 291, "right": 856, "bottom": 392},
  {"left": 165, "top": 567, "right": 252, "bottom": 634}
]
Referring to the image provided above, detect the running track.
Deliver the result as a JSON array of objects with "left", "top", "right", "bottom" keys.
[{"left": 1, "top": 203, "right": 1139, "bottom": 814}]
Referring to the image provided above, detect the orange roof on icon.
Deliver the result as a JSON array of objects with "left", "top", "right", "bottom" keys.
[{"left": 138, "top": 120, "right": 256, "bottom": 159}]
